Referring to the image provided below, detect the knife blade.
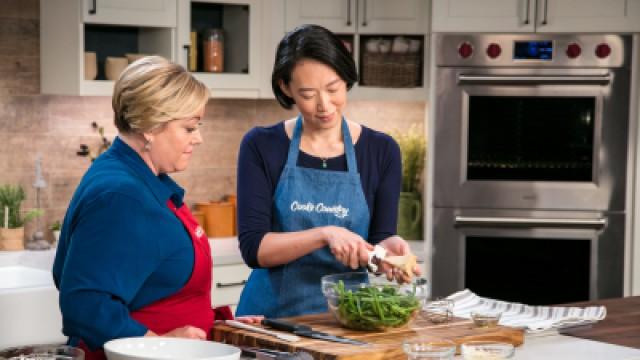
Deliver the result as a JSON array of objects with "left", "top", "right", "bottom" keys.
[{"left": 262, "top": 319, "right": 368, "bottom": 346}]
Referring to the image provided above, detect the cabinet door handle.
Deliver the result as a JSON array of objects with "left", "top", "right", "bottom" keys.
[
  {"left": 523, "top": 0, "right": 530, "bottom": 25},
  {"left": 89, "top": 0, "right": 97, "bottom": 15},
  {"left": 541, "top": 0, "right": 548, "bottom": 25},
  {"left": 361, "top": 0, "right": 368, "bottom": 27},
  {"left": 346, "top": 0, "right": 352, "bottom": 26},
  {"left": 216, "top": 280, "right": 247, "bottom": 288}
]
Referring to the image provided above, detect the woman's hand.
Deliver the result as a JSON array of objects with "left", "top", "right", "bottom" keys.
[
  {"left": 235, "top": 315, "right": 264, "bottom": 325},
  {"left": 378, "top": 235, "right": 422, "bottom": 283},
  {"left": 323, "top": 226, "right": 373, "bottom": 269},
  {"left": 148, "top": 326, "right": 207, "bottom": 339}
]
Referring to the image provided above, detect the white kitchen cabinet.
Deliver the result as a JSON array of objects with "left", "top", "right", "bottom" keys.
[
  {"left": 357, "top": 0, "right": 429, "bottom": 34},
  {"left": 536, "top": 0, "right": 640, "bottom": 33},
  {"left": 432, "top": 0, "right": 534, "bottom": 32},
  {"left": 211, "top": 263, "right": 251, "bottom": 308},
  {"left": 40, "top": 0, "right": 175, "bottom": 96},
  {"left": 432, "top": 0, "right": 640, "bottom": 33},
  {"left": 285, "top": 0, "right": 357, "bottom": 33},
  {"left": 83, "top": 0, "right": 177, "bottom": 28},
  {"left": 177, "top": 0, "right": 263, "bottom": 99},
  {"left": 286, "top": 0, "right": 428, "bottom": 34}
]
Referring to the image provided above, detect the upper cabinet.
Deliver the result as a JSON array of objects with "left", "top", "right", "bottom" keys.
[
  {"left": 83, "top": 0, "right": 176, "bottom": 27},
  {"left": 432, "top": 0, "right": 640, "bottom": 33},
  {"left": 177, "top": 0, "right": 263, "bottom": 98},
  {"left": 41, "top": 0, "right": 176, "bottom": 96},
  {"left": 285, "top": 0, "right": 430, "bottom": 101},
  {"left": 285, "top": 0, "right": 428, "bottom": 34}
]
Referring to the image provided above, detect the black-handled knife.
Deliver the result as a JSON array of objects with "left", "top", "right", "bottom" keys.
[{"left": 262, "top": 319, "right": 367, "bottom": 346}]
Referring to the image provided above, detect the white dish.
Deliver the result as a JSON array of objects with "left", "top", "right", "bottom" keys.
[{"left": 104, "top": 337, "right": 240, "bottom": 360}]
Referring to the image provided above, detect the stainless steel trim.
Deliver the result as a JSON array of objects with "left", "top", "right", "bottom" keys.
[
  {"left": 215, "top": 280, "right": 247, "bottom": 288},
  {"left": 458, "top": 74, "right": 611, "bottom": 85},
  {"left": 541, "top": 0, "right": 549, "bottom": 25},
  {"left": 347, "top": 0, "right": 352, "bottom": 26},
  {"left": 524, "top": 0, "right": 530, "bottom": 25},
  {"left": 361, "top": 0, "right": 368, "bottom": 26},
  {"left": 89, "top": 0, "right": 97, "bottom": 15},
  {"left": 455, "top": 216, "right": 607, "bottom": 228}
]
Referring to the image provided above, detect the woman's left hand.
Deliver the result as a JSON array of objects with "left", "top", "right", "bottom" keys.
[
  {"left": 235, "top": 315, "right": 265, "bottom": 325},
  {"left": 377, "top": 235, "right": 422, "bottom": 283}
]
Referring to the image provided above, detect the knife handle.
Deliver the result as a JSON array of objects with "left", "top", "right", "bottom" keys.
[{"left": 262, "top": 319, "right": 310, "bottom": 332}]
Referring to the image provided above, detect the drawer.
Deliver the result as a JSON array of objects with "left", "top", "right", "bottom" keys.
[{"left": 211, "top": 263, "right": 251, "bottom": 308}]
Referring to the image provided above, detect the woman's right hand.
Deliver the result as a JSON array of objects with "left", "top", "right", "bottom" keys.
[
  {"left": 146, "top": 326, "right": 207, "bottom": 339},
  {"left": 322, "top": 226, "right": 373, "bottom": 269}
]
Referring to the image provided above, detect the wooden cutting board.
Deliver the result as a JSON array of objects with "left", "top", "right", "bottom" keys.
[{"left": 212, "top": 313, "right": 524, "bottom": 359}]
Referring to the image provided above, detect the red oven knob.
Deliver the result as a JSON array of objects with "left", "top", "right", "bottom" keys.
[
  {"left": 566, "top": 43, "right": 581, "bottom": 59},
  {"left": 458, "top": 42, "right": 473, "bottom": 59},
  {"left": 595, "top": 43, "right": 611, "bottom": 59},
  {"left": 486, "top": 43, "right": 502, "bottom": 59}
]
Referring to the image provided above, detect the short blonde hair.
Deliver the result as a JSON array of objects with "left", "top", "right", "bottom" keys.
[{"left": 112, "top": 56, "right": 209, "bottom": 134}]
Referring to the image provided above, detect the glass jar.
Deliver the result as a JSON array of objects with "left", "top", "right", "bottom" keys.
[{"left": 203, "top": 28, "right": 224, "bottom": 73}]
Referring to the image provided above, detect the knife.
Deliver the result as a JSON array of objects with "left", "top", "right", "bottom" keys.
[{"left": 262, "top": 319, "right": 368, "bottom": 346}]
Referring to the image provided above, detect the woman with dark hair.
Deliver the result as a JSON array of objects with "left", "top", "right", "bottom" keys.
[{"left": 235, "top": 24, "right": 419, "bottom": 318}]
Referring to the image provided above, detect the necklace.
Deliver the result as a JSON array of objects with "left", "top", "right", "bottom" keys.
[{"left": 320, "top": 157, "right": 328, "bottom": 169}]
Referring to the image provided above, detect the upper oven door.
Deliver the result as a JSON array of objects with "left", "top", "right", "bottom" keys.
[{"left": 433, "top": 67, "right": 630, "bottom": 211}]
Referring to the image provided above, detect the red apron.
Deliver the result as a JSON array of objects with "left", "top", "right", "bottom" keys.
[{"left": 79, "top": 201, "right": 232, "bottom": 360}]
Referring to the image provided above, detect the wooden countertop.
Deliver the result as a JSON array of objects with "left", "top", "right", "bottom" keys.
[{"left": 559, "top": 296, "right": 640, "bottom": 349}]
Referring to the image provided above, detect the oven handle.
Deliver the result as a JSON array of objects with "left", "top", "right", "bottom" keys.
[
  {"left": 454, "top": 216, "right": 607, "bottom": 229},
  {"left": 457, "top": 74, "right": 611, "bottom": 85}
]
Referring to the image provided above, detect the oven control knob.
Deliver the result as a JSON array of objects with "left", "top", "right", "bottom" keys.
[
  {"left": 486, "top": 43, "right": 502, "bottom": 59},
  {"left": 458, "top": 42, "right": 473, "bottom": 59},
  {"left": 566, "top": 43, "right": 581, "bottom": 59},
  {"left": 595, "top": 43, "right": 611, "bottom": 59}
]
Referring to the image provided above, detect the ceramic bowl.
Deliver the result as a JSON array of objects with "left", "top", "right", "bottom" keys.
[
  {"left": 321, "top": 272, "right": 429, "bottom": 331},
  {"left": 104, "top": 337, "right": 241, "bottom": 360}
]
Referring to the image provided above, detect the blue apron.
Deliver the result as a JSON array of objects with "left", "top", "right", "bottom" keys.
[{"left": 236, "top": 116, "right": 371, "bottom": 318}]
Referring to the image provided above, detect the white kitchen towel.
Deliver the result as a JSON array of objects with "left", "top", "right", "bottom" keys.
[{"left": 446, "top": 289, "right": 607, "bottom": 333}]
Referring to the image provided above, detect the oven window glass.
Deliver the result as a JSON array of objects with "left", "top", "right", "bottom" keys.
[
  {"left": 465, "top": 236, "right": 591, "bottom": 305},
  {"left": 467, "top": 96, "right": 595, "bottom": 181}
]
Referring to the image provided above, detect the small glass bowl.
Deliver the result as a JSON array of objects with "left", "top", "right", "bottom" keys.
[
  {"left": 421, "top": 299, "right": 454, "bottom": 323},
  {"left": 471, "top": 311, "right": 502, "bottom": 328},
  {"left": 403, "top": 338, "right": 457, "bottom": 360},
  {"left": 461, "top": 341, "right": 515, "bottom": 360}
]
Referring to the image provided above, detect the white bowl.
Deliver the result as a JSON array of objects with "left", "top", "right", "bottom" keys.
[{"left": 104, "top": 337, "right": 241, "bottom": 360}]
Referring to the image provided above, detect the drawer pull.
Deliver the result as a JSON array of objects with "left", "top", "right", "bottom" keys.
[{"left": 216, "top": 280, "right": 247, "bottom": 288}]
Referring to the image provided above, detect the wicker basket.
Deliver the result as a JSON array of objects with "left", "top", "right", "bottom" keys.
[{"left": 361, "top": 52, "right": 421, "bottom": 88}]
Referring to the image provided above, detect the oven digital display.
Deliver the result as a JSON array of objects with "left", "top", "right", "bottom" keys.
[{"left": 513, "top": 41, "right": 553, "bottom": 60}]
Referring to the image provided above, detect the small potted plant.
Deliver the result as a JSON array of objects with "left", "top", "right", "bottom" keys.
[
  {"left": 392, "top": 125, "right": 427, "bottom": 240},
  {"left": 50, "top": 220, "right": 62, "bottom": 247},
  {"left": 0, "top": 185, "right": 43, "bottom": 251}
]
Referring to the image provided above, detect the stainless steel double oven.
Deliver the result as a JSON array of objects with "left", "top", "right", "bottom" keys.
[{"left": 430, "top": 34, "right": 632, "bottom": 304}]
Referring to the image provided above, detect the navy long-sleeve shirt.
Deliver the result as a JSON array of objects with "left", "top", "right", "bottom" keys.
[
  {"left": 237, "top": 121, "right": 402, "bottom": 269},
  {"left": 52, "top": 137, "right": 195, "bottom": 349}
]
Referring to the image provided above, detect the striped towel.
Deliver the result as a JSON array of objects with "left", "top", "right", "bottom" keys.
[{"left": 446, "top": 289, "right": 607, "bottom": 333}]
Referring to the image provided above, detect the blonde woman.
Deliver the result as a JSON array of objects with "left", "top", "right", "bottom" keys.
[{"left": 52, "top": 56, "right": 260, "bottom": 360}]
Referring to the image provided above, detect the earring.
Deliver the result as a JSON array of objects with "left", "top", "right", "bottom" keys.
[{"left": 144, "top": 140, "right": 152, "bottom": 151}]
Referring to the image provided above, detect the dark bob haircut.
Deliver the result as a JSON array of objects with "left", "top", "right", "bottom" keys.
[{"left": 271, "top": 24, "right": 358, "bottom": 109}]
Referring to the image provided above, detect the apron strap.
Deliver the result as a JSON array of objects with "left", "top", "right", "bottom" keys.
[{"left": 286, "top": 115, "right": 358, "bottom": 174}]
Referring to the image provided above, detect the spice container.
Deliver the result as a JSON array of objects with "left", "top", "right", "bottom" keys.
[
  {"left": 203, "top": 28, "right": 224, "bottom": 73},
  {"left": 461, "top": 341, "right": 514, "bottom": 360},
  {"left": 422, "top": 299, "right": 454, "bottom": 323},
  {"left": 403, "top": 338, "right": 456, "bottom": 360},
  {"left": 471, "top": 311, "right": 502, "bottom": 328}
]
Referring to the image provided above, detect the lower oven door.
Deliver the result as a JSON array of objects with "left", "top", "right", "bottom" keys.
[
  {"left": 431, "top": 208, "right": 624, "bottom": 304},
  {"left": 432, "top": 67, "right": 630, "bottom": 211}
]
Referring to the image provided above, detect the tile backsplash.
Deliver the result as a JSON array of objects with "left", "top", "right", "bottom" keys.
[{"left": 0, "top": 0, "right": 426, "bottom": 242}]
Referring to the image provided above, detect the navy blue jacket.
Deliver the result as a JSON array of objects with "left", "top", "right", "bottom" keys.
[{"left": 52, "top": 137, "right": 195, "bottom": 349}]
